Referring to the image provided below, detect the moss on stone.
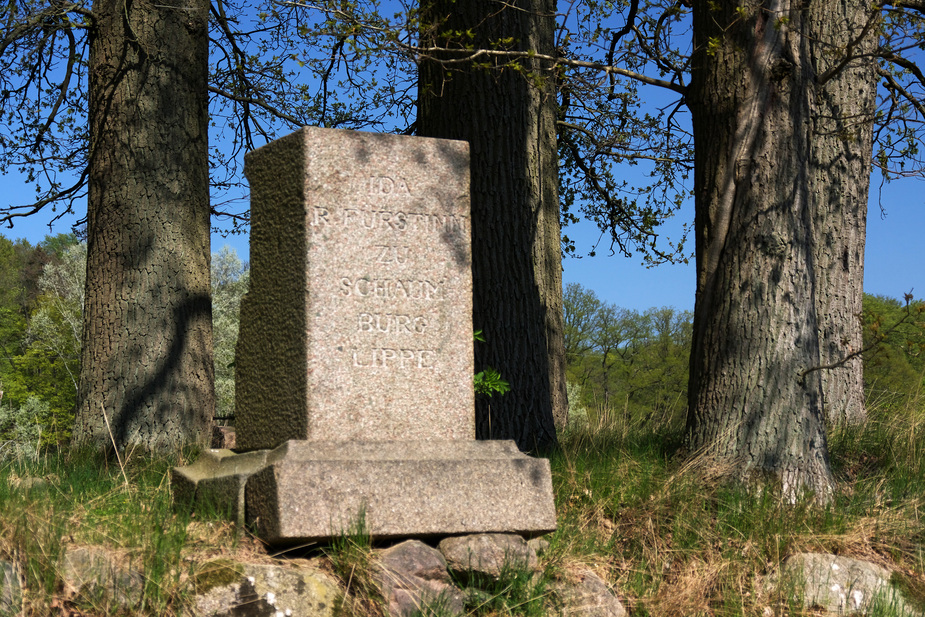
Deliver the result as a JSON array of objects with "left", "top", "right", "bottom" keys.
[
  {"left": 192, "top": 559, "right": 245, "bottom": 593},
  {"left": 890, "top": 570, "right": 925, "bottom": 613}
]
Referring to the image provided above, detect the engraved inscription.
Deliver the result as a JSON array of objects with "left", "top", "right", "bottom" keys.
[
  {"left": 328, "top": 174, "right": 461, "bottom": 371},
  {"left": 311, "top": 206, "right": 330, "bottom": 227},
  {"left": 368, "top": 176, "right": 411, "bottom": 195},
  {"left": 342, "top": 209, "right": 465, "bottom": 233},
  {"left": 358, "top": 313, "right": 429, "bottom": 334},
  {"left": 352, "top": 348, "right": 436, "bottom": 369},
  {"left": 374, "top": 245, "right": 411, "bottom": 264},
  {"left": 340, "top": 277, "right": 443, "bottom": 300},
  {"left": 310, "top": 205, "right": 467, "bottom": 233}
]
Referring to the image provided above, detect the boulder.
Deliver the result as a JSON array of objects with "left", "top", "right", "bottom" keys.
[
  {"left": 373, "top": 540, "right": 464, "bottom": 617},
  {"left": 190, "top": 560, "right": 341, "bottom": 617},
  {"left": 1, "top": 560, "right": 22, "bottom": 616},
  {"left": 60, "top": 545, "right": 144, "bottom": 609},
  {"left": 550, "top": 569, "right": 627, "bottom": 617},
  {"left": 438, "top": 534, "right": 537, "bottom": 581},
  {"left": 527, "top": 536, "right": 551, "bottom": 557},
  {"left": 769, "top": 552, "right": 921, "bottom": 616}
]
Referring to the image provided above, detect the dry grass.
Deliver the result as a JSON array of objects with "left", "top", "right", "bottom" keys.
[
  {"left": 1, "top": 391, "right": 924, "bottom": 616},
  {"left": 547, "top": 392, "right": 925, "bottom": 617}
]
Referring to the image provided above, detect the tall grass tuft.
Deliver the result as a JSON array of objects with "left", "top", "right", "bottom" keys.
[{"left": 0, "top": 448, "right": 203, "bottom": 615}]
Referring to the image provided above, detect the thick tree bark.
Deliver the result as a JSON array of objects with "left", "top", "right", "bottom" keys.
[
  {"left": 807, "top": 2, "right": 877, "bottom": 425},
  {"left": 686, "top": 0, "right": 834, "bottom": 498},
  {"left": 72, "top": 0, "right": 214, "bottom": 451},
  {"left": 417, "top": 0, "right": 566, "bottom": 452}
]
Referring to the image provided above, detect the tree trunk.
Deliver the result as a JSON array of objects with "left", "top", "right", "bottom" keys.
[
  {"left": 72, "top": 0, "right": 214, "bottom": 451},
  {"left": 417, "top": 0, "right": 566, "bottom": 452},
  {"left": 686, "top": 0, "right": 834, "bottom": 498},
  {"left": 807, "top": 2, "right": 877, "bottom": 425}
]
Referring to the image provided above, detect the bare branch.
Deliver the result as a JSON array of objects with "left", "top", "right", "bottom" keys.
[
  {"left": 816, "top": 6, "right": 881, "bottom": 85},
  {"left": 34, "top": 27, "right": 78, "bottom": 148},
  {"left": 411, "top": 45, "right": 687, "bottom": 94},
  {"left": 877, "top": 67, "right": 925, "bottom": 121},
  {"left": 607, "top": 0, "right": 638, "bottom": 99},
  {"left": 800, "top": 294, "right": 925, "bottom": 382},
  {"left": 1, "top": 171, "right": 88, "bottom": 228},
  {"left": 207, "top": 85, "right": 303, "bottom": 127},
  {"left": 880, "top": 50, "right": 925, "bottom": 95}
]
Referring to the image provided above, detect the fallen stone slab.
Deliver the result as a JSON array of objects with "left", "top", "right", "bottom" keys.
[
  {"left": 189, "top": 560, "right": 341, "bottom": 617},
  {"left": 245, "top": 439, "right": 556, "bottom": 545},
  {"left": 171, "top": 448, "right": 271, "bottom": 527}
]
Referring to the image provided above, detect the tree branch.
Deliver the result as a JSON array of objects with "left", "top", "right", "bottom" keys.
[
  {"left": 881, "top": 0, "right": 925, "bottom": 12},
  {"left": 206, "top": 86, "right": 302, "bottom": 127},
  {"left": 411, "top": 45, "right": 687, "bottom": 94},
  {"left": 877, "top": 67, "right": 925, "bottom": 121},
  {"left": 607, "top": 0, "right": 639, "bottom": 99},
  {"left": 816, "top": 6, "right": 881, "bottom": 85},
  {"left": 1, "top": 171, "right": 88, "bottom": 228},
  {"left": 800, "top": 294, "right": 924, "bottom": 382}
]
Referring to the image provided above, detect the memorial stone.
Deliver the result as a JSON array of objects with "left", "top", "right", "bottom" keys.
[
  {"left": 172, "top": 127, "right": 557, "bottom": 545},
  {"left": 236, "top": 127, "right": 474, "bottom": 450}
]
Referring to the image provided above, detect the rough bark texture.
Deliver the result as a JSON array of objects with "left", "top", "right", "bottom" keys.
[
  {"left": 417, "top": 0, "right": 566, "bottom": 452},
  {"left": 807, "top": 2, "right": 877, "bottom": 425},
  {"left": 686, "top": 0, "right": 834, "bottom": 498},
  {"left": 73, "top": 0, "right": 214, "bottom": 451}
]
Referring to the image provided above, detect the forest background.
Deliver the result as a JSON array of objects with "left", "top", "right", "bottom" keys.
[
  {"left": 1, "top": 0, "right": 925, "bottom": 448},
  {"left": 1, "top": 232, "right": 922, "bottom": 453}
]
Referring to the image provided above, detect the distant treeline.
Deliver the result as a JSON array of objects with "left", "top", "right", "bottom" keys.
[
  {"left": 1, "top": 241, "right": 921, "bottom": 452},
  {"left": 0, "top": 237, "right": 248, "bottom": 453},
  {"left": 563, "top": 282, "right": 925, "bottom": 427}
]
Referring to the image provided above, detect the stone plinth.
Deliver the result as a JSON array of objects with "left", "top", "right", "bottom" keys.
[
  {"left": 236, "top": 127, "right": 474, "bottom": 451},
  {"left": 245, "top": 440, "right": 557, "bottom": 545},
  {"left": 171, "top": 449, "right": 271, "bottom": 527}
]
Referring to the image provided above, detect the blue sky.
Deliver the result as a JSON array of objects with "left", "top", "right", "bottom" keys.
[
  {"left": 3, "top": 3, "right": 922, "bottom": 314},
  {"left": 561, "top": 170, "right": 925, "bottom": 312},
  {"left": 3, "top": 160, "right": 922, "bottom": 313}
]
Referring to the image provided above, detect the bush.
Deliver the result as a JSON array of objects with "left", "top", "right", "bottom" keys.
[{"left": 0, "top": 395, "right": 49, "bottom": 460}]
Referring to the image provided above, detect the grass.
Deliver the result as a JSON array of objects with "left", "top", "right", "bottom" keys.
[
  {"left": 0, "top": 391, "right": 923, "bottom": 616},
  {"left": 457, "top": 560, "right": 549, "bottom": 617},
  {"left": 325, "top": 511, "right": 386, "bottom": 616},
  {"left": 546, "top": 390, "right": 925, "bottom": 616}
]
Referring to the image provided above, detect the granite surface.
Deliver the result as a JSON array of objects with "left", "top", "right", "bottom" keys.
[
  {"left": 245, "top": 440, "right": 557, "bottom": 545},
  {"left": 237, "top": 127, "right": 474, "bottom": 450}
]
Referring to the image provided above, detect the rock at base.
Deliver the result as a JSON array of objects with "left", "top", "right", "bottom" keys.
[
  {"left": 246, "top": 440, "right": 556, "bottom": 545},
  {"left": 439, "top": 534, "right": 538, "bottom": 581},
  {"left": 551, "top": 569, "right": 627, "bottom": 617},
  {"left": 374, "top": 540, "right": 465, "bottom": 617},
  {"left": 769, "top": 553, "right": 920, "bottom": 616},
  {"left": 190, "top": 561, "right": 341, "bottom": 617},
  {"left": 1, "top": 560, "right": 22, "bottom": 616},
  {"left": 60, "top": 546, "right": 145, "bottom": 609}
]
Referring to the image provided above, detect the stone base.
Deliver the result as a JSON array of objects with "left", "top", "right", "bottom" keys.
[
  {"left": 171, "top": 449, "right": 272, "bottom": 527},
  {"left": 245, "top": 440, "right": 557, "bottom": 545}
]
